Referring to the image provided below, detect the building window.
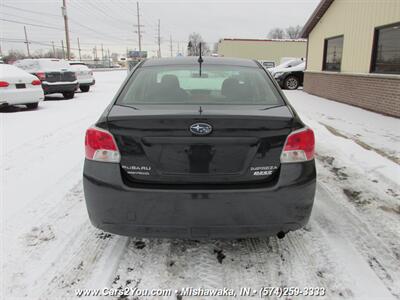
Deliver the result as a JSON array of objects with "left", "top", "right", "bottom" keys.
[
  {"left": 323, "top": 35, "right": 344, "bottom": 71},
  {"left": 371, "top": 22, "right": 400, "bottom": 74}
]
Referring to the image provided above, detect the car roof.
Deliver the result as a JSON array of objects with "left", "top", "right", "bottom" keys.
[{"left": 142, "top": 57, "right": 259, "bottom": 68}]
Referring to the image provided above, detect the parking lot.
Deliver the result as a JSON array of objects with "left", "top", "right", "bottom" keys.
[{"left": 2, "top": 69, "right": 399, "bottom": 299}]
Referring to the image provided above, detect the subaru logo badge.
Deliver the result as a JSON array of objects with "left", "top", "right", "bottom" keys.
[{"left": 190, "top": 123, "right": 212, "bottom": 136}]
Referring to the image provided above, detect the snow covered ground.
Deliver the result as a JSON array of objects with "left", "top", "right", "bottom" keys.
[{"left": 1, "top": 70, "right": 399, "bottom": 300}]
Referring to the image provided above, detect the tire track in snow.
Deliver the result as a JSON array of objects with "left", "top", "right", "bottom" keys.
[
  {"left": 106, "top": 231, "right": 352, "bottom": 300},
  {"left": 3, "top": 114, "right": 91, "bottom": 160},
  {"left": 4, "top": 179, "right": 124, "bottom": 300},
  {"left": 6, "top": 179, "right": 398, "bottom": 300},
  {"left": 102, "top": 181, "right": 400, "bottom": 300},
  {"left": 37, "top": 225, "right": 125, "bottom": 300},
  {"left": 314, "top": 182, "right": 399, "bottom": 299}
]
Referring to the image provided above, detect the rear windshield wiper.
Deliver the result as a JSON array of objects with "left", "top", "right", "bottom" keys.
[
  {"left": 116, "top": 104, "right": 139, "bottom": 110},
  {"left": 259, "top": 104, "right": 285, "bottom": 111}
]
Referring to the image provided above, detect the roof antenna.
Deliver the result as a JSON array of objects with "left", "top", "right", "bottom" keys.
[
  {"left": 199, "top": 105, "right": 203, "bottom": 114},
  {"left": 198, "top": 42, "right": 203, "bottom": 77}
]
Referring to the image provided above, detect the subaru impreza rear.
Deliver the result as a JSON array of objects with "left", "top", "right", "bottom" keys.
[{"left": 83, "top": 57, "right": 316, "bottom": 239}]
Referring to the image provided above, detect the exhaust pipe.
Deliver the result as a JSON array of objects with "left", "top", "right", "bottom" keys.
[{"left": 277, "top": 231, "right": 286, "bottom": 239}]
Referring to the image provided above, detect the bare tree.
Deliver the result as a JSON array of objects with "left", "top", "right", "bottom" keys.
[
  {"left": 213, "top": 42, "right": 219, "bottom": 54},
  {"left": 286, "top": 25, "right": 303, "bottom": 39},
  {"left": 82, "top": 54, "right": 92, "bottom": 60},
  {"left": 111, "top": 52, "right": 119, "bottom": 62},
  {"left": 187, "top": 32, "right": 210, "bottom": 56},
  {"left": 268, "top": 27, "right": 285, "bottom": 39},
  {"left": 3, "top": 49, "right": 26, "bottom": 63}
]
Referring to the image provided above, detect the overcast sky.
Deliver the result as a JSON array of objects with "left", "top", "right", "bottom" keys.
[{"left": 0, "top": 0, "right": 319, "bottom": 58}]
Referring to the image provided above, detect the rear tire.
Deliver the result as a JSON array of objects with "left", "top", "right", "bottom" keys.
[
  {"left": 26, "top": 102, "right": 39, "bottom": 109},
  {"left": 62, "top": 91, "right": 75, "bottom": 99},
  {"left": 80, "top": 85, "right": 90, "bottom": 93},
  {"left": 284, "top": 76, "right": 299, "bottom": 90}
]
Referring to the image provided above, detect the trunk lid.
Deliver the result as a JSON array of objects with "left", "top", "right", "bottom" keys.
[
  {"left": 45, "top": 71, "right": 76, "bottom": 83},
  {"left": 107, "top": 104, "right": 295, "bottom": 184}
]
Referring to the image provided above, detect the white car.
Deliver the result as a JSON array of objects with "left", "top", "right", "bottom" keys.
[
  {"left": 258, "top": 60, "right": 275, "bottom": 69},
  {"left": 14, "top": 59, "right": 78, "bottom": 99},
  {"left": 68, "top": 62, "right": 95, "bottom": 92},
  {"left": 268, "top": 59, "right": 304, "bottom": 76},
  {"left": 0, "top": 64, "right": 44, "bottom": 109}
]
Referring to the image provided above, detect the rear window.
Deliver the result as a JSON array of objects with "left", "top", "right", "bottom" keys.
[
  {"left": 14, "top": 60, "right": 40, "bottom": 72},
  {"left": 117, "top": 65, "right": 284, "bottom": 106},
  {"left": 39, "top": 60, "right": 70, "bottom": 70},
  {"left": 276, "top": 59, "right": 303, "bottom": 69}
]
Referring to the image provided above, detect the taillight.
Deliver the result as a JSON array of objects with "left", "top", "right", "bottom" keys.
[
  {"left": 280, "top": 127, "right": 315, "bottom": 163},
  {"left": 31, "top": 79, "right": 42, "bottom": 86},
  {"left": 0, "top": 81, "right": 9, "bottom": 87},
  {"left": 35, "top": 72, "right": 46, "bottom": 81},
  {"left": 85, "top": 126, "right": 120, "bottom": 163}
]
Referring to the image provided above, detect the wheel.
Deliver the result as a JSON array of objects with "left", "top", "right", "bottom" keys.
[
  {"left": 283, "top": 76, "right": 299, "bottom": 90},
  {"left": 26, "top": 102, "right": 39, "bottom": 109},
  {"left": 62, "top": 91, "right": 75, "bottom": 99},
  {"left": 80, "top": 85, "right": 90, "bottom": 93}
]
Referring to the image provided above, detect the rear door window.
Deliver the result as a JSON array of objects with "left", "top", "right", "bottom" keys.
[
  {"left": 117, "top": 65, "right": 284, "bottom": 106},
  {"left": 39, "top": 60, "right": 70, "bottom": 70},
  {"left": 14, "top": 60, "right": 40, "bottom": 72}
]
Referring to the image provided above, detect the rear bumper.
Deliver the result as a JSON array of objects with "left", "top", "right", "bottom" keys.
[
  {"left": 42, "top": 82, "right": 78, "bottom": 94},
  {"left": 83, "top": 160, "right": 316, "bottom": 238},
  {"left": 78, "top": 78, "right": 95, "bottom": 86},
  {"left": 0, "top": 88, "right": 44, "bottom": 105}
]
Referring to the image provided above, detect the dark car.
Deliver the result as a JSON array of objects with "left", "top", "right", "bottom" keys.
[
  {"left": 271, "top": 61, "right": 305, "bottom": 90},
  {"left": 83, "top": 57, "right": 316, "bottom": 239},
  {"left": 14, "top": 59, "right": 78, "bottom": 99}
]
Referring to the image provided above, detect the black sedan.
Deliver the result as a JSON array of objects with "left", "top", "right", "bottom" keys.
[{"left": 83, "top": 57, "right": 316, "bottom": 239}]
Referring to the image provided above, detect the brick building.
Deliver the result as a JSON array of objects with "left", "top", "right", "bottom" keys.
[{"left": 301, "top": 0, "right": 400, "bottom": 117}]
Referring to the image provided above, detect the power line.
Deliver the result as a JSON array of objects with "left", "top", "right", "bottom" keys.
[
  {"left": 68, "top": 17, "right": 128, "bottom": 43},
  {"left": 0, "top": 18, "right": 64, "bottom": 31},
  {"left": 3, "top": 11, "right": 62, "bottom": 29},
  {"left": 1, "top": 4, "right": 60, "bottom": 17},
  {"left": 0, "top": 37, "right": 92, "bottom": 52},
  {"left": 71, "top": 1, "right": 135, "bottom": 34},
  {"left": 1, "top": 15, "right": 132, "bottom": 46}
]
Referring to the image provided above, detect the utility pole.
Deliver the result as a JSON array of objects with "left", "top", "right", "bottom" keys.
[
  {"left": 77, "top": 37, "right": 82, "bottom": 61},
  {"left": 101, "top": 43, "right": 104, "bottom": 64},
  {"left": 157, "top": 19, "right": 161, "bottom": 58},
  {"left": 61, "top": 0, "right": 71, "bottom": 60},
  {"left": 52, "top": 41, "right": 56, "bottom": 58},
  {"left": 177, "top": 41, "right": 180, "bottom": 56},
  {"left": 93, "top": 45, "right": 97, "bottom": 60},
  {"left": 135, "top": 2, "right": 143, "bottom": 51},
  {"left": 169, "top": 35, "right": 173, "bottom": 57},
  {"left": 23, "top": 26, "right": 31, "bottom": 57},
  {"left": 107, "top": 48, "right": 111, "bottom": 67},
  {"left": 61, "top": 40, "right": 65, "bottom": 59}
]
